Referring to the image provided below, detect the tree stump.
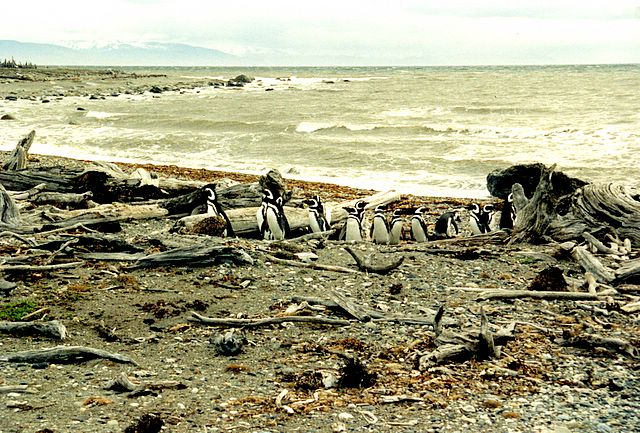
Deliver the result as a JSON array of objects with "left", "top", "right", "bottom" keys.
[{"left": 3, "top": 130, "right": 35, "bottom": 171}]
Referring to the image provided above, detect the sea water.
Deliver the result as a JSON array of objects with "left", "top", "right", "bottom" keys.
[{"left": 1, "top": 65, "right": 638, "bottom": 198}]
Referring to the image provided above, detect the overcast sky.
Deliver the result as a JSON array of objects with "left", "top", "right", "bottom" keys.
[{"left": 2, "top": 0, "right": 639, "bottom": 65}]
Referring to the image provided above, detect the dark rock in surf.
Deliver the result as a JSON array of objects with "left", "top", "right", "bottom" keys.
[
  {"left": 1, "top": 114, "right": 16, "bottom": 120},
  {"left": 233, "top": 74, "right": 254, "bottom": 84},
  {"left": 149, "top": 85, "right": 163, "bottom": 94},
  {"left": 226, "top": 74, "right": 254, "bottom": 87},
  {"left": 487, "top": 163, "right": 587, "bottom": 199}
]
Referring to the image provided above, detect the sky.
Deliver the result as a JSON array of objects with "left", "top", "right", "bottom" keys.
[{"left": 2, "top": 0, "right": 639, "bottom": 65}]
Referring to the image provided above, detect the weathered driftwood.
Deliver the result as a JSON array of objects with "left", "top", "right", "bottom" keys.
[
  {"left": 129, "top": 245, "right": 254, "bottom": 269},
  {"left": 343, "top": 246, "right": 404, "bottom": 274},
  {"left": 0, "top": 345, "right": 138, "bottom": 365},
  {"left": 0, "top": 320, "right": 67, "bottom": 340},
  {"left": 105, "top": 372, "right": 138, "bottom": 392},
  {"left": 0, "top": 167, "right": 82, "bottom": 193},
  {"left": 291, "top": 295, "right": 455, "bottom": 327},
  {"left": 8, "top": 182, "right": 47, "bottom": 200},
  {"left": 560, "top": 330, "right": 638, "bottom": 358},
  {"left": 189, "top": 311, "right": 350, "bottom": 328},
  {"left": 3, "top": 130, "right": 35, "bottom": 171},
  {"left": 0, "top": 183, "right": 21, "bottom": 225},
  {"left": 1, "top": 262, "right": 84, "bottom": 273},
  {"left": 265, "top": 254, "right": 357, "bottom": 274},
  {"left": 615, "top": 258, "right": 640, "bottom": 284},
  {"left": 549, "top": 183, "right": 640, "bottom": 245},
  {"left": 503, "top": 162, "right": 640, "bottom": 247},
  {"left": 327, "top": 290, "right": 373, "bottom": 321},
  {"left": 30, "top": 191, "right": 93, "bottom": 209},
  {"left": 509, "top": 164, "right": 558, "bottom": 244},
  {"left": 475, "top": 289, "right": 610, "bottom": 301},
  {"left": 570, "top": 245, "right": 616, "bottom": 283},
  {"left": 418, "top": 311, "right": 515, "bottom": 369}
]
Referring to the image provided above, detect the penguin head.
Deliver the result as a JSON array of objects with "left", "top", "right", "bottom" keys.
[
  {"left": 343, "top": 205, "right": 358, "bottom": 216},
  {"left": 506, "top": 193, "right": 514, "bottom": 203},
  {"left": 468, "top": 203, "right": 481, "bottom": 216},
  {"left": 354, "top": 200, "right": 368, "bottom": 211},
  {"left": 303, "top": 196, "right": 320, "bottom": 209},
  {"left": 483, "top": 204, "right": 496, "bottom": 214},
  {"left": 374, "top": 204, "right": 387, "bottom": 214},
  {"left": 204, "top": 184, "right": 217, "bottom": 202},
  {"left": 414, "top": 206, "right": 427, "bottom": 215},
  {"left": 262, "top": 188, "right": 275, "bottom": 202}
]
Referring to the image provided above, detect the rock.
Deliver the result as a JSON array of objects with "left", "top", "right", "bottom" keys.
[
  {"left": 5, "top": 96, "right": 18, "bottom": 101},
  {"left": 226, "top": 74, "right": 254, "bottom": 87},
  {"left": 148, "top": 86, "right": 163, "bottom": 94},
  {"left": 1, "top": 114, "right": 16, "bottom": 120},
  {"left": 486, "top": 163, "right": 587, "bottom": 199},
  {"left": 233, "top": 74, "right": 254, "bottom": 84},
  {"left": 211, "top": 330, "right": 246, "bottom": 356}
]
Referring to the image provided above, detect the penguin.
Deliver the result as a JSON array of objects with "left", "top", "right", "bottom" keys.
[
  {"left": 499, "top": 193, "right": 516, "bottom": 230},
  {"left": 370, "top": 205, "right": 390, "bottom": 244},
  {"left": 434, "top": 210, "right": 460, "bottom": 239},
  {"left": 483, "top": 204, "right": 497, "bottom": 232},
  {"left": 354, "top": 200, "right": 368, "bottom": 223},
  {"left": 342, "top": 205, "right": 363, "bottom": 241},
  {"left": 468, "top": 203, "right": 495, "bottom": 235},
  {"left": 203, "top": 184, "right": 234, "bottom": 237},
  {"left": 411, "top": 206, "right": 429, "bottom": 242},
  {"left": 388, "top": 208, "right": 405, "bottom": 245},
  {"left": 256, "top": 188, "right": 289, "bottom": 240},
  {"left": 303, "top": 195, "right": 331, "bottom": 233}
]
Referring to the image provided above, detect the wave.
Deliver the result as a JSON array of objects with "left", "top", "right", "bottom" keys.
[{"left": 85, "top": 111, "right": 121, "bottom": 119}]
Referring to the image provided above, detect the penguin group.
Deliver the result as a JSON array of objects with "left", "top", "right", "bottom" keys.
[{"left": 200, "top": 182, "right": 518, "bottom": 243}]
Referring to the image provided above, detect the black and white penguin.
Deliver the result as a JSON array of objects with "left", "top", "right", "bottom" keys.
[
  {"left": 499, "top": 193, "right": 516, "bottom": 230},
  {"left": 434, "top": 210, "right": 460, "bottom": 239},
  {"left": 468, "top": 203, "right": 495, "bottom": 235},
  {"left": 256, "top": 188, "right": 289, "bottom": 240},
  {"left": 342, "top": 205, "right": 363, "bottom": 241},
  {"left": 483, "top": 204, "right": 497, "bottom": 231},
  {"left": 303, "top": 195, "right": 331, "bottom": 233},
  {"left": 411, "top": 206, "right": 429, "bottom": 242},
  {"left": 370, "top": 205, "right": 390, "bottom": 244},
  {"left": 204, "top": 184, "right": 234, "bottom": 237},
  {"left": 354, "top": 200, "right": 368, "bottom": 223},
  {"left": 388, "top": 208, "right": 405, "bottom": 245}
]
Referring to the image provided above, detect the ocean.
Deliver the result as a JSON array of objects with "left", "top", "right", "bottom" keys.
[{"left": 1, "top": 64, "right": 638, "bottom": 198}]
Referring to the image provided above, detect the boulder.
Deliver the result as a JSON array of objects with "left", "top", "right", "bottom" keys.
[
  {"left": 1, "top": 114, "right": 16, "bottom": 120},
  {"left": 233, "top": 74, "right": 254, "bottom": 84},
  {"left": 486, "top": 163, "right": 587, "bottom": 199}
]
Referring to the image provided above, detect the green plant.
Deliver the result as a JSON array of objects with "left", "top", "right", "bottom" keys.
[{"left": 0, "top": 300, "right": 38, "bottom": 321}]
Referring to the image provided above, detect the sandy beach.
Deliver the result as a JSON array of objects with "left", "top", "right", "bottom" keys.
[{"left": 0, "top": 68, "right": 638, "bottom": 433}]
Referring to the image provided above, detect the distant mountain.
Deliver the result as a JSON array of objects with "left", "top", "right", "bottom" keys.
[{"left": 0, "top": 40, "right": 237, "bottom": 66}]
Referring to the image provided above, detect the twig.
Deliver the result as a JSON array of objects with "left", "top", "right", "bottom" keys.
[
  {"left": 189, "top": 311, "right": 350, "bottom": 328},
  {"left": 0, "top": 231, "right": 36, "bottom": 246},
  {"left": 0, "top": 262, "right": 84, "bottom": 272},
  {"left": 476, "top": 289, "right": 608, "bottom": 301}
]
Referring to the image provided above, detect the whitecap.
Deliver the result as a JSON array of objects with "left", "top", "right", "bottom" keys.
[{"left": 85, "top": 111, "right": 119, "bottom": 119}]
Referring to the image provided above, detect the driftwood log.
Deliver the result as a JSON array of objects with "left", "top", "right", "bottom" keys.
[
  {"left": 128, "top": 245, "right": 254, "bottom": 269},
  {"left": 506, "top": 163, "right": 640, "bottom": 246},
  {"left": 189, "top": 312, "right": 350, "bottom": 328},
  {"left": 0, "top": 320, "right": 67, "bottom": 340},
  {"left": 0, "top": 345, "right": 137, "bottom": 365},
  {"left": 3, "top": 130, "right": 35, "bottom": 171},
  {"left": 0, "top": 184, "right": 21, "bottom": 225}
]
